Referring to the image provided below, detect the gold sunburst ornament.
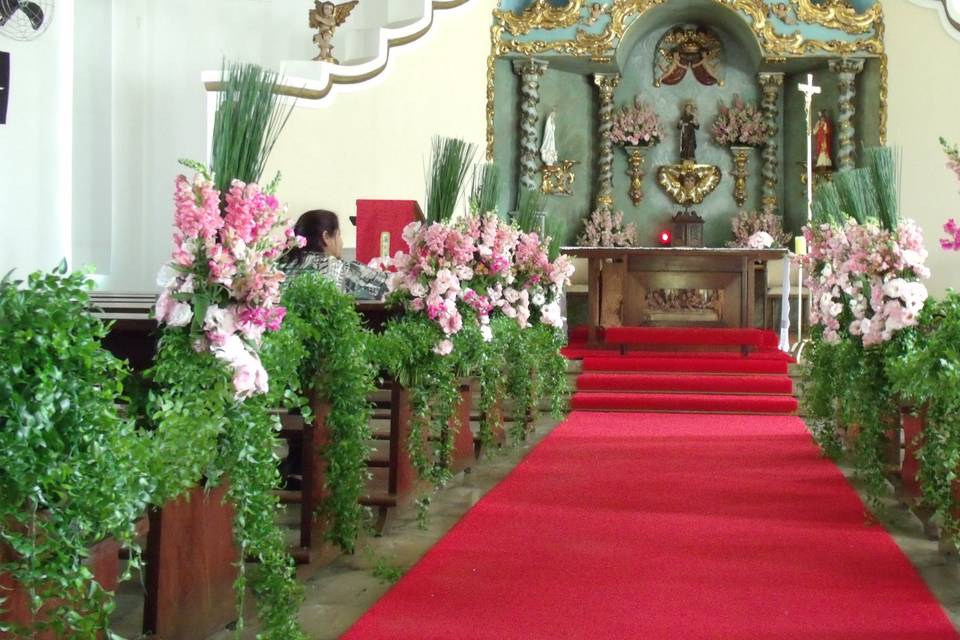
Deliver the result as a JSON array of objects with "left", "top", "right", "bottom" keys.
[{"left": 656, "top": 162, "right": 722, "bottom": 206}]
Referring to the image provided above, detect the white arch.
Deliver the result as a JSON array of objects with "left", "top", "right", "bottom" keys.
[{"left": 909, "top": 0, "right": 960, "bottom": 42}]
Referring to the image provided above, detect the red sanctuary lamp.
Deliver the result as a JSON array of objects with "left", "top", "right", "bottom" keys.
[{"left": 657, "top": 229, "right": 672, "bottom": 246}]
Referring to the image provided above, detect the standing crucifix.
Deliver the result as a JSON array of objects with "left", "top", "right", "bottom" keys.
[{"left": 794, "top": 73, "right": 821, "bottom": 353}]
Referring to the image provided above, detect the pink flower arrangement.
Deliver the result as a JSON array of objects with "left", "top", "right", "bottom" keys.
[
  {"left": 799, "top": 219, "right": 929, "bottom": 347},
  {"left": 728, "top": 207, "right": 790, "bottom": 248},
  {"left": 156, "top": 169, "right": 302, "bottom": 398},
  {"left": 386, "top": 213, "right": 574, "bottom": 354},
  {"left": 386, "top": 220, "right": 477, "bottom": 347},
  {"left": 579, "top": 208, "right": 637, "bottom": 247},
  {"left": 940, "top": 218, "right": 960, "bottom": 251},
  {"left": 609, "top": 97, "right": 664, "bottom": 147},
  {"left": 512, "top": 230, "right": 574, "bottom": 329},
  {"left": 712, "top": 95, "right": 767, "bottom": 147}
]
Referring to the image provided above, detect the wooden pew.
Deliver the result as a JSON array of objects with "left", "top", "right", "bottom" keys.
[{"left": 90, "top": 294, "right": 238, "bottom": 639}]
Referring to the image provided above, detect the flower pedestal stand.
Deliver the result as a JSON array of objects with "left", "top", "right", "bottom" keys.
[
  {"left": 142, "top": 482, "right": 238, "bottom": 640},
  {"left": 0, "top": 538, "right": 120, "bottom": 639},
  {"left": 623, "top": 145, "right": 648, "bottom": 206},
  {"left": 899, "top": 406, "right": 939, "bottom": 539},
  {"left": 472, "top": 395, "right": 508, "bottom": 459},
  {"left": 449, "top": 383, "right": 475, "bottom": 475},
  {"left": 728, "top": 146, "right": 754, "bottom": 209}
]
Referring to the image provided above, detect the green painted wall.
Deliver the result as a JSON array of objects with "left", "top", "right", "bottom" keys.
[{"left": 612, "top": 24, "right": 766, "bottom": 246}]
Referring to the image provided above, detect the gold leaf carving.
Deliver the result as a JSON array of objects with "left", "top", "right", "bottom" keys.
[
  {"left": 494, "top": 0, "right": 585, "bottom": 36},
  {"left": 791, "top": 0, "right": 880, "bottom": 34}
]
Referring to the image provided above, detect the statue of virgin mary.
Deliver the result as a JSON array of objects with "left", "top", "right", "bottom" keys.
[{"left": 541, "top": 111, "right": 558, "bottom": 166}]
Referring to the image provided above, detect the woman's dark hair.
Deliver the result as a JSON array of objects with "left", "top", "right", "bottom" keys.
[{"left": 282, "top": 209, "right": 339, "bottom": 268}]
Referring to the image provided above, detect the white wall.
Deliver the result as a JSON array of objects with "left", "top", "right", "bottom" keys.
[
  {"left": 264, "top": 0, "right": 496, "bottom": 250},
  {"left": 0, "top": 0, "right": 74, "bottom": 278},
  {"left": 883, "top": 0, "right": 960, "bottom": 297}
]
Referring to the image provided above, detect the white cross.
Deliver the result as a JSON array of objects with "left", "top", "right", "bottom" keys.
[
  {"left": 798, "top": 74, "right": 821, "bottom": 225},
  {"left": 794, "top": 73, "right": 821, "bottom": 352}
]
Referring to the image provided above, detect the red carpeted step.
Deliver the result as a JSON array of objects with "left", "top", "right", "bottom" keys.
[
  {"left": 570, "top": 391, "right": 798, "bottom": 414},
  {"left": 582, "top": 355, "right": 788, "bottom": 375},
  {"left": 576, "top": 373, "right": 793, "bottom": 395},
  {"left": 565, "top": 348, "right": 794, "bottom": 362},
  {"left": 605, "top": 326, "right": 763, "bottom": 347}
]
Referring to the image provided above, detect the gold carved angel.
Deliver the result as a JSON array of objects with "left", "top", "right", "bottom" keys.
[{"left": 309, "top": 0, "right": 359, "bottom": 63}]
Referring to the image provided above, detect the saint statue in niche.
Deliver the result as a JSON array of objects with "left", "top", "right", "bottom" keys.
[
  {"left": 541, "top": 111, "right": 558, "bottom": 166},
  {"left": 814, "top": 110, "right": 833, "bottom": 170},
  {"left": 309, "top": 0, "right": 358, "bottom": 63},
  {"left": 678, "top": 103, "right": 699, "bottom": 162},
  {"left": 655, "top": 25, "right": 724, "bottom": 87}
]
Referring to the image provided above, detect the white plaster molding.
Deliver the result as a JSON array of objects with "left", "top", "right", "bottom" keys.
[
  {"left": 909, "top": 0, "right": 960, "bottom": 42},
  {"left": 202, "top": 0, "right": 471, "bottom": 108}
]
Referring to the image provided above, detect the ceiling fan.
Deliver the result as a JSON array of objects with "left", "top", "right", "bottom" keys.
[{"left": 0, "top": 0, "right": 54, "bottom": 41}]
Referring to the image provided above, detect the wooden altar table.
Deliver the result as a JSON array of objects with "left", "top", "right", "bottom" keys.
[{"left": 562, "top": 247, "right": 787, "bottom": 344}]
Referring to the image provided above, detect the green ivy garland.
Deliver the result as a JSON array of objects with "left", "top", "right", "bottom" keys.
[
  {"left": 280, "top": 274, "right": 376, "bottom": 551},
  {"left": 370, "top": 315, "right": 462, "bottom": 488},
  {"left": 804, "top": 326, "right": 905, "bottom": 511},
  {"left": 498, "top": 320, "right": 570, "bottom": 444},
  {"left": 0, "top": 265, "right": 151, "bottom": 638},
  {"left": 887, "top": 293, "right": 960, "bottom": 540},
  {"left": 146, "top": 330, "right": 306, "bottom": 640}
]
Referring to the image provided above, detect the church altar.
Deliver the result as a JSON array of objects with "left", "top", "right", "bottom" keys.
[
  {"left": 562, "top": 246, "right": 787, "bottom": 342},
  {"left": 488, "top": 0, "right": 885, "bottom": 245}
]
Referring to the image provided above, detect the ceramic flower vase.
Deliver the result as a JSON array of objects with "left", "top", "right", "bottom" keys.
[
  {"left": 729, "top": 145, "right": 754, "bottom": 209},
  {"left": 623, "top": 145, "right": 649, "bottom": 206}
]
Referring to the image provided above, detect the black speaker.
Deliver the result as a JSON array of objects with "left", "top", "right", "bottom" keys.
[{"left": 0, "top": 51, "right": 8, "bottom": 124}]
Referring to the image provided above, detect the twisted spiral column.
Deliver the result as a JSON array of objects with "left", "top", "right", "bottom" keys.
[
  {"left": 829, "top": 58, "right": 865, "bottom": 172},
  {"left": 758, "top": 72, "right": 784, "bottom": 211},
  {"left": 512, "top": 58, "right": 549, "bottom": 191},
  {"left": 593, "top": 72, "right": 620, "bottom": 209}
]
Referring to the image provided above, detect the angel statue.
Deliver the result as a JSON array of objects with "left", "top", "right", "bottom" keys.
[
  {"left": 309, "top": 0, "right": 359, "bottom": 63},
  {"left": 541, "top": 111, "right": 558, "bottom": 166}
]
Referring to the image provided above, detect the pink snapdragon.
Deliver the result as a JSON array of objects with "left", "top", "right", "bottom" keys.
[{"left": 156, "top": 169, "right": 298, "bottom": 399}]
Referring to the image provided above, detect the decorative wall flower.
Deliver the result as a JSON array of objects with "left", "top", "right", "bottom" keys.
[
  {"left": 609, "top": 97, "right": 664, "bottom": 147},
  {"left": 712, "top": 94, "right": 767, "bottom": 147}
]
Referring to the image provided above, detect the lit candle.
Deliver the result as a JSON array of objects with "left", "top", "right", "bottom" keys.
[{"left": 794, "top": 235, "right": 807, "bottom": 256}]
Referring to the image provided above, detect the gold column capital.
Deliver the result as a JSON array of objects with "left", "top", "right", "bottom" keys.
[
  {"left": 827, "top": 58, "right": 865, "bottom": 75},
  {"left": 512, "top": 57, "right": 549, "bottom": 77}
]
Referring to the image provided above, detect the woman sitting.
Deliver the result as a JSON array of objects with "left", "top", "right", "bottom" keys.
[{"left": 281, "top": 209, "right": 388, "bottom": 300}]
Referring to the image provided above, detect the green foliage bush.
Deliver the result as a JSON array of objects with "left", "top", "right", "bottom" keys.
[
  {"left": 803, "top": 327, "right": 905, "bottom": 510},
  {"left": 281, "top": 274, "right": 377, "bottom": 551},
  {"left": 886, "top": 292, "right": 960, "bottom": 537},
  {"left": 0, "top": 265, "right": 151, "bottom": 638}
]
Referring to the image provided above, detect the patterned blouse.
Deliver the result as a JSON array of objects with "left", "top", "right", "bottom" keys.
[{"left": 282, "top": 252, "right": 388, "bottom": 300}]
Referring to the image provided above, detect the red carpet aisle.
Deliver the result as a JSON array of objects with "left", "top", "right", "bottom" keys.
[{"left": 343, "top": 413, "right": 958, "bottom": 639}]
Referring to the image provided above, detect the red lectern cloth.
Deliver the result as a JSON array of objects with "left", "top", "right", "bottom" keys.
[{"left": 354, "top": 200, "right": 424, "bottom": 265}]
